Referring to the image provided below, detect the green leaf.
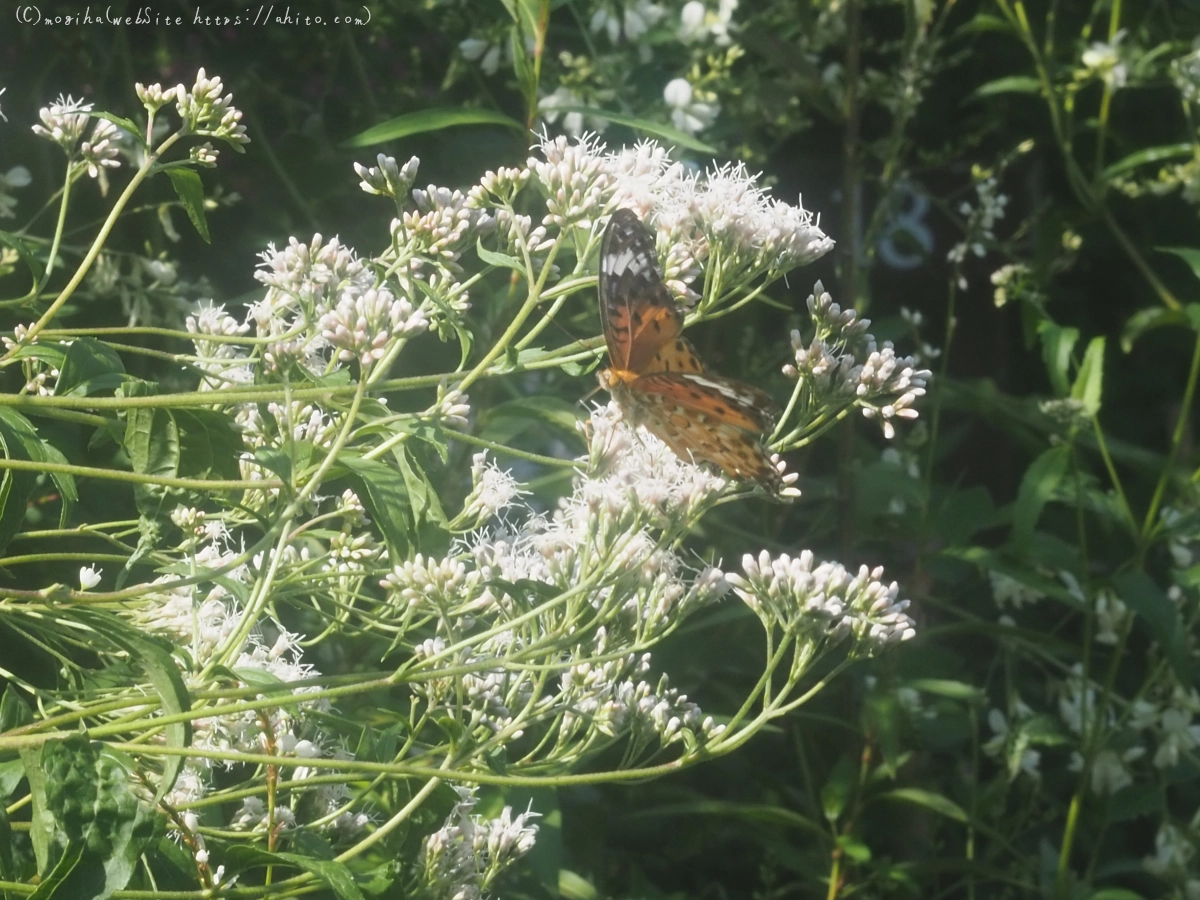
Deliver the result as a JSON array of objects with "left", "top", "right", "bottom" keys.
[
  {"left": 174, "top": 409, "right": 244, "bottom": 479},
  {"left": 68, "top": 609, "right": 192, "bottom": 802},
  {"left": 966, "top": 75, "right": 1042, "bottom": 102},
  {"left": 485, "top": 396, "right": 582, "bottom": 441},
  {"left": 559, "top": 870, "right": 599, "bottom": 900},
  {"left": 476, "top": 237, "right": 527, "bottom": 274},
  {"left": 837, "top": 834, "right": 872, "bottom": 863},
  {"left": 54, "top": 338, "right": 127, "bottom": 397},
  {"left": 0, "top": 407, "right": 76, "bottom": 529},
  {"left": 38, "top": 735, "right": 160, "bottom": 900},
  {"left": 124, "top": 408, "right": 179, "bottom": 480},
  {"left": 18, "top": 742, "right": 56, "bottom": 874},
  {"left": 546, "top": 107, "right": 718, "bottom": 154},
  {"left": 820, "top": 753, "right": 856, "bottom": 823},
  {"left": 1102, "top": 143, "right": 1192, "bottom": 181},
  {"left": 1011, "top": 445, "right": 1069, "bottom": 556},
  {"left": 1037, "top": 322, "right": 1078, "bottom": 397},
  {"left": 0, "top": 684, "right": 33, "bottom": 731},
  {"left": 876, "top": 788, "right": 968, "bottom": 822},
  {"left": 1088, "top": 890, "right": 1147, "bottom": 900},
  {"left": 394, "top": 446, "right": 449, "bottom": 549},
  {"left": 164, "top": 169, "right": 210, "bottom": 243},
  {"left": 1158, "top": 246, "right": 1200, "bottom": 284},
  {"left": 225, "top": 848, "right": 367, "bottom": 900},
  {"left": 335, "top": 455, "right": 413, "bottom": 560},
  {"left": 1114, "top": 571, "right": 1193, "bottom": 687},
  {"left": 343, "top": 108, "right": 525, "bottom": 147},
  {"left": 1121, "top": 307, "right": 1191, "bottom": 351},
  {"left": 0, "top": 758, "right": 24, "bottom": 801},
  {"left": 905, "top": 679, "right": 984, "bottom": 701},
  {"left": 26, "top": 840, "right": 85, "bottom": 900},
  {"left": 1070, "top": 336, "right": 1105, "bottom": 416},
  {"left": 0, "top": 407, "right": 40, "bottom": 555}
]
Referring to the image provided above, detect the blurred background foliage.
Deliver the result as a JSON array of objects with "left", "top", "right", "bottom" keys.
[{"left": 6, "top": 0, "right": 1200, "bottom": 897}]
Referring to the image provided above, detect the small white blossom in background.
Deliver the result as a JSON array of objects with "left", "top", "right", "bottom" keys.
[
  {"left": 31, "top": 94, "right": 93, "bottom": 151},
  {"left": 678, "top": 0, "right": 738, "bottom": 45},
  {"left": 982, "top": 708, "right": 1041, "bottom": 780},
  {"left": 79, "top": 565, "right": 102, "bottom": 591},
  {"left": 947, "top": 176, "right": 1008, "bottom": 286},
  {"left": 663, "top": 78, "right": 719, "bottom": 136},
  {"left": 1081, "top": 30, "right": 1128, "bottom": 90},
  {"left": 1173, "top": 46, "right": 1200, "bottom": 104},
  {"left": 460, "top": 36, "right": 505, "bottom": 75},
  {"left": 0, "top": 166, "right": 31, "bottom": 219},
  {"left": 538, "top": 86, "right": 605, "bottom": 137},
  {"left": 1069, "top": 747, "right": 1142, "bottom": 795},
  {"left": 988, "top": 571, "right": 1044, "bottom": 610},
  {"left": 1144, "top": 823, "right": 1195, "bottom": 885},
  {"left": 590, "top": 0, "right": 665, "bottom": 44}
]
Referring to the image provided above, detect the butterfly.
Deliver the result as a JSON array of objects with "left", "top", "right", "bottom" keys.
[{"left": 597, "top": 208, "right": 782, "bottom": 490}]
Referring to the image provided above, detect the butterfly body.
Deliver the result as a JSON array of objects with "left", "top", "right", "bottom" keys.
[{"left": 597, "top": 209, "right": 781, "bottom": 489}]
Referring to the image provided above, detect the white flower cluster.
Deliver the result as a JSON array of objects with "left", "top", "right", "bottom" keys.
[
  {"left": 421, "top": 787, "right": 540, "bottom": 900},
  {"left": 727, "top": 550, "right": 916, "bottom": 653},
  {"left": 784, "top": 282, "right": 931, "bottom": 439},
  {"left": 355, "top": 152, "right": 420, "bottom": 200},
  {"left": 318, "top": 286, "right": 429, "bottom": 366},
  {"left": 31, "top": 93, "right": 93, "bottom": 150},
  {"left": 172, "top": 68, "right": 250, "bottom": 145}
]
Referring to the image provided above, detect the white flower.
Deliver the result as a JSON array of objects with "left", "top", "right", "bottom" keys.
[
  {"left": 459, "top": 37, "right": 503, "bottom": 75},
  {"left": 678, "top": 0, "right": 737, "bottom": 45},
  {"left": 80, "top": 118, "right": 121, "bottom": 178},
  {"left": 79, "top": 565, "right": 103, "bottom": 591},
  {"left": 590, "top": 1, "right": 665, "bottom": 43},
  {"left": 663, "top": 78, "right": 718, "bottom": 135},
  {"left": 31, "top": 94, "right": 93, "bottom": 150},
  {"left": 538, "top": 86, "right": 593, "bottom": 137},
  {"left": 1082, "top": 30, "right": 1128, "bottom": 89}
]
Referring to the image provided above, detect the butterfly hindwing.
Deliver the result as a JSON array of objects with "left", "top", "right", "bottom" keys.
[
  {"left": 599, "top": 208, "right": 682, "bottom": 373},
  {"left": 632, "top": 372, "right": 777, "bottom": 434},
  {"left": 626, "top": 377, "right": 780, "bottom": 486}
]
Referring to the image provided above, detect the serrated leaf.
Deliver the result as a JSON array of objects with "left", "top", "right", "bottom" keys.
[
  {"left": 1070, "top": 336, "right": 1105, "bottom": 416},
  {"left": 546, "top": 107, "right": 718, "bottom": 154},
  {"left": 174, "top": 409, "right": 243, "bottom": 479},
  {"left": 343, "top": 108, "right": 525, "bottom": 147},
  {"left": 1011, "top": 445, "right": 1069, "bottom": 556},
  {"left": 966, "top": 75, "right": 1041, "bottom": 102},
  {"left": 54, "top": 338, "right": 126, "bottom": 397},
  {"left": 1038, "top": 322, "right": 1078, "bottom": 396},
  {"left": 0, "top": 684, "right": 33, "bottom": 731},
  {"left": 164, "top": 169, "right": 210, "bottom": 243}
]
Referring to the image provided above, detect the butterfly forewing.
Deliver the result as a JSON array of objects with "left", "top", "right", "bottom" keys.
[
  {"left": 632, "top": 372, "right": 777, "bottom": 434},
  {"left": 599, "top": 208, "right": 683, "bottom": 373}
]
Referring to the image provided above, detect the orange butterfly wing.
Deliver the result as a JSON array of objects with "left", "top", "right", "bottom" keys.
[
  {"left": 598, "top": 209, "right": 782, "bottom": 490},
  {"left": 599, "top": 208, "right": 683, "bottom": 375},
  {"left": 628, "top": 373, "right": 780, "bottom": 486}
]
